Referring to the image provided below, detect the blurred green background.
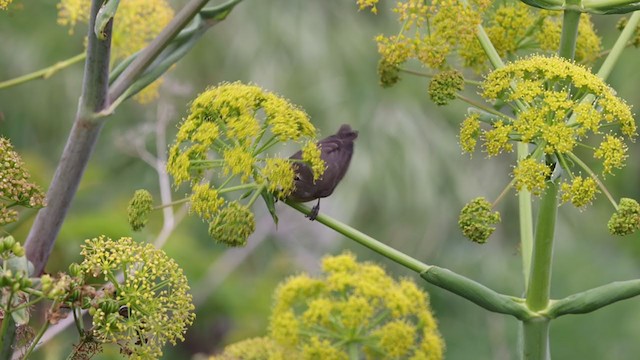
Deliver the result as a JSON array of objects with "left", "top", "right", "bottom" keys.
[{"left": 2, "top": 0, "right": 640, "bottom": 359}]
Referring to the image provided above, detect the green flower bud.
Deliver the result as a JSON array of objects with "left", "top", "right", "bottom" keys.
[
  {"left": 428, "top": 70, "right": 464, "bottom": 106},
  {"left": 11, "top": 243, "right": 24, "bottom": 257},
  {"left": 208, "top": 201, "right": 256, "bottom": 247},
  {"left": 127, "top": 189, "right": 154, "bottom": 231},
  {"left": 378, "top": 59, "right": 401, "bottom": 88},
  {"left": 69, "top": 262, "right": 82, "bottom": 277},
  {"left": 3, "top": 235, "right": 16, "bottom": 250},
  {"left": 608, "top": 198, "right": 640, "bottom": 236},
  {"left": 458, "top": 197, "right": 501, "bottom": 244}
]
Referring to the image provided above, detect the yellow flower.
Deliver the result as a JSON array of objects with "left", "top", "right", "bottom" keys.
[
  {"left": 190, "top": 183, "right": 225, "bottom": 221},
  {"left": 459, "top": 113, "right": 480, "bottom": 154},
  {"left": 356, "top": 0, "right": 379, "bottom": 13},
  {"left": 560, "top": 176, "right": 599, "bottom": 208},
  {"left": 263, "top": 93, "right": 316, "bottom": 142},
  {"left": 513, "top": 158, "right": 551, "bottom": 196},
  {"left": 483, "top": 120, "right": 513, "bottom": 156},
  {"left": 211, "top": 337, "right": 289, "bottom": 360},
  {"left": 262, "top": 158, "right": 296, "bottom": 198},
  {"left": 301, "top": 141, "right": 326, "bottom": 181},
  {"left": 594, "top": 135, "right": 628, "bottom": 175},
  {"left": 223, "top": 146, "right": 255, "bottom": 183}
]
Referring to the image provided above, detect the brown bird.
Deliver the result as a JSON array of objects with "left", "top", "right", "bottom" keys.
[{"left": 289, "top": 124, "right": 358, "bottom": 220}]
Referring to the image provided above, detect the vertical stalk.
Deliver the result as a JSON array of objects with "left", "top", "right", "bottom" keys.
[
  {"left": 24, "top": 0, "right": 112, "bottom": 276},
  {"left": 523, "top": 180, "right": 558, "bottom": 359},
  {"left": 558, "top": 10, "right": 581, "bottom": 60},
  {"left": 518, "top": 144, "right": 534, "bottom": 287},
  {"left": 522, "top": 318, "right": 550, "bottom": 360}
]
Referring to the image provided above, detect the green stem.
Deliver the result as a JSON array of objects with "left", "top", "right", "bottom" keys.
[
  {"left": 398, "top": 68, "right": 483, "bottom": 86},
  {"left": 286, "top": 201, "right": 535, "bottom": 319},
  {"left": 22, "top": 314, "right": 52, "bottom": 359},
  {"left": 457, "top": 94, "right": 512, "bottom": 119},
  {"left": 558, "top": 10, "right": 581, "bottom": 60},
  {"left": 475, "top": 25, "right": 505, "bottom": 70},
  {"left": 348, "top": 343, "right": 359, "bottom": 360},
  {"left": 247, "top": 184, "right": 266, "bottom": 207},
  {"left": 547, "top": 279, "right": 640, "bottom": 318},
  {"left": 526, "top": 179, "right": 558, "bottom": 311},
  {"left": 286, "top": 201, "right": 429, "bottom": 273},
  {"left": 566, "top": 152, "right": 617, "bottom": 210},
  {"left": 598, "top": 11, "right": 640, "bottom": 80},
  {"left": 518, "top": 143, "right": 535, "bottom": 287},
  {"left": 108, "top": 0, "right": 243, "bottom": 102},
  {"left": 154, "top": 197, "right": 190, "bottom": 209},
  {"left": 220, "top": 183, "right": 259, "bottom": 194},
  {"left": 521, "top": 179, "right": 558, "bottom": 360},
  {"left": 522, "top": 319, "right": 550, "bottom": 360},
  {"left": 253, "top": 135, "right": 280, "bottom": 156},
  {"left": 0, "top": 53, "right": 86, "bottom": 90},
  {"left": 0, "top": 291, "right": 14, "bottom": 358}
]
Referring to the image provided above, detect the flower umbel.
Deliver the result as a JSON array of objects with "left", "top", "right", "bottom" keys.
[
  {"left": 268, "top": 252, "right": 444, "bottom": 359},
  {"left": 467, "top": 55, "right": 636, "bottom": 209},
  {"left": 168, "top": 82, "right": 324, "bottom": 245},
  {"left": 0, "top": 138, "right": 46, "bottom": 226},
  {"left": 80, "top": 236, "right": 195, "bottom": 358}
]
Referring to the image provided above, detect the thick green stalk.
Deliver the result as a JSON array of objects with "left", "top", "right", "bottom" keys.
[
  {"left": 547, "top": 279, "right": 640, "bottom": 318},
  {"left": 522, "top": 180, "right": 558, "bottom": 360},
  {"left": 526, "top": 180, "right": 558, "bottom": 311},
  {"left": 522, "top": 318, "right": 550, "bottom": 360},
  {"left": 558, "top": 10, "right": 581, "bottom": 60}
]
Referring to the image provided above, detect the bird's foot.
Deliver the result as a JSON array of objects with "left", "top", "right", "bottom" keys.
[{"left": 306, "top": 200, "right": 320, "bottom": 221}]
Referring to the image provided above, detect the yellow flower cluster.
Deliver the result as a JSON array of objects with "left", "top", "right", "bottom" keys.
[
  {"left": 80, "top": 236, "right": 195, "bottom": 359},
  {"left": 268, "top": 252, "right": 444, "bottom": 359},
  {"left": 0, "top": 138, "right": 46, "bottom": 226},
  {"left": 213, "top": 253, "right": 444, "bottom": 359},
  {"left": 167, "top": 82, "right": 324, "bottom": 246},
  {"left": 374, "top": 0, "right": 485, "bottom": 79},
  {"left": 560, "top": 176, "right": 599, "bottom": 208},
  {"left": 459, "top": 55, "right": 636, "bottom": 205},
  {"left": 0, "top": 0, "right": 13, "bottom": 10},
  {"left": 370, "top": 1, "right": 602, "bottom": 83}
]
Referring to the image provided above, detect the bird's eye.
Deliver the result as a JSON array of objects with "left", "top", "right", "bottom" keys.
[{"left": 294, "top": 174, "right": 301, "bottom": 181}]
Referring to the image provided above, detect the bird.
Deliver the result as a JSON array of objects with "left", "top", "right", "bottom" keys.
[{"left": 288, "top": 124, "right": 358, "bottom": 221}]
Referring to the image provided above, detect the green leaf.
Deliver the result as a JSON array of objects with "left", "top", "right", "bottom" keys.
[
  {"left": 261, "top": 189, "right": 278, "bottom": 226},
  {"left": 94, "top": 0, "right": 121, "bottom": 40}
]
